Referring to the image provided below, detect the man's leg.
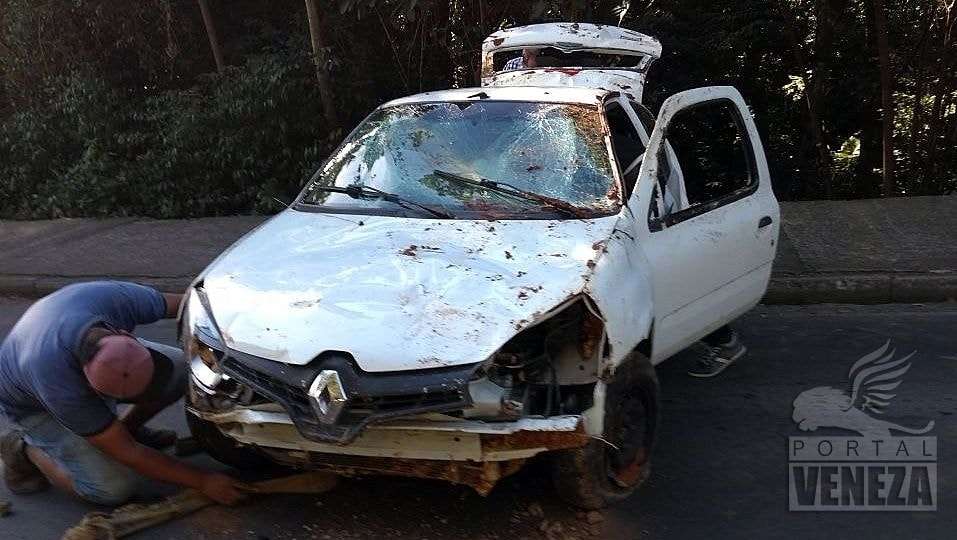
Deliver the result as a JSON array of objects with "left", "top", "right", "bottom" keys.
[
  {"left": 688, "top": 324, "right": 747, "bottom": 378},
  {"left": 18, "top": 413, "right": 139, "bottom": 505}
]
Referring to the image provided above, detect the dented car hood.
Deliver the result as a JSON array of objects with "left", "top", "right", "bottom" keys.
[{"left": 200, "top": 209, "right": 618, "bottom": 372}]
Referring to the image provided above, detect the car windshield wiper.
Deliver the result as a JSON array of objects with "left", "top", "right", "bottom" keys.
[
  {"left": 307, "top": 184, "right": 454, "bottom": 219},
  {"left": 433, "top": 169, "right": 591, "bottom": 219}
]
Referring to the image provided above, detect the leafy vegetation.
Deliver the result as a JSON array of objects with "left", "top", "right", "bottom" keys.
[{"left": 0, "top": 0, "right": 954, "bottom": 219}]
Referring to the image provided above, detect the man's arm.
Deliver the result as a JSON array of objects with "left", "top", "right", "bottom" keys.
[
  {"left": 87, "top": 421, "right": 243, "bottom": 504},
  {"left": 162, "top": 293, "right": 184, "bottom": 319}
]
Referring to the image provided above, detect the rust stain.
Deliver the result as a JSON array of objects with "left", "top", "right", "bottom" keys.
[
  {"left": 479, "top": 428, "right": 590, "bottom": 453},
  {"left": 543, "top": 67, "right": 582, "bottom": 76},
  {"left": 262, "top": 450, "right": 526, "bottom": 496}
]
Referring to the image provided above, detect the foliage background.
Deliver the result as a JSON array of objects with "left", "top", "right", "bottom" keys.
[{"left": 0, "top": 0, "right": 954, "bottom": 219}]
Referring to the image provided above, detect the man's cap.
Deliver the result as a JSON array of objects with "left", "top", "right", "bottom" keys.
[{"left": 83, "top": 335, "right": 154, "bottom": 399}]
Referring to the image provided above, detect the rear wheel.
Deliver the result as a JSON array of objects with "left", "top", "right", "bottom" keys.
[{"left": 550, "top": 350, "right": 658, "bottom": 509}]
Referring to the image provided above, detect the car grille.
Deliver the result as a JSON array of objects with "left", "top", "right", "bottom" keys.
[{"left": 221, "top": 357, "right": 469, "bottom": 444}]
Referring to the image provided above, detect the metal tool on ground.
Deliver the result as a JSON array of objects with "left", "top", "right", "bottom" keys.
[{"left": 61, "top": 471, "right": 338, "bottom": 540}]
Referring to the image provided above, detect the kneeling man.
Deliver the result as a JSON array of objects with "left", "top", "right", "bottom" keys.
[{"left": 0, "top": 281, "right": 242, "bottom": 505}]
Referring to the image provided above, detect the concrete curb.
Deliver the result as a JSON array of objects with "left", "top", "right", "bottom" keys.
[
  {"left": 764, "top": 272, "right": 957, "bottom": 304},
  {"left": 0, "top": 275, "right": 191, "bottom": 299},
  {"left": 2, "top": 272, "right": 956, "bottom": 304}
]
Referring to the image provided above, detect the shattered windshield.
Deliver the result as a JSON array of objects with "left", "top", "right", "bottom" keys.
[{"left": 299, "top": 101, "right": 618, "bottom": 219}]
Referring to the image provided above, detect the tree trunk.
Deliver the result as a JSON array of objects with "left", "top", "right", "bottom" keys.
[
  {"left": 923, "top": 4, "right": 955, "bottom": 192},
  {"left": 304, "top": 0, "right": 338, "bottom": 127},
  {"left": 780, "top": 1, "right": 839, "bottom": 198},
  {"left": 196, "top": 0, "right": 225, "bottom": 73},
  {"left": 872, "top": 0, "right": 896, "bottom": 196}
]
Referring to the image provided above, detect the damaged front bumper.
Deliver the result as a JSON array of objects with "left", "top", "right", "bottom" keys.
[{"left": 187, "top": 404, "right": 589, "bottom": 494}]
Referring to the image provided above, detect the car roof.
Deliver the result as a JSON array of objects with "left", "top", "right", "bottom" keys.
[{"left": 380, "top": 86, "right": 609, "bottom": 108}]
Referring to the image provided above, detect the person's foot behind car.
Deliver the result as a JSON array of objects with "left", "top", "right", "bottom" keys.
[
  {"left": 687, "top": 331, "right": 747, "bottom": 378},
  {"left": 1, "top": 429, "right": 49, "bottom": 494}
]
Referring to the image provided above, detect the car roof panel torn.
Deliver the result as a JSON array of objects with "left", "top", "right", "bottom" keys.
[{"left": 481, "top": 23, "right": 662, "bottom": 102}]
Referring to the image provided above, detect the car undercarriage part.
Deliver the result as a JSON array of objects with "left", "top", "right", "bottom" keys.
[
  {"left": 61, "top": 472, "right": 338, "bottom": 540},
  {"left": 256, "top": 426, "right": 591, "bottom": 496}
]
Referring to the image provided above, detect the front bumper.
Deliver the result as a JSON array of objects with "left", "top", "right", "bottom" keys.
[
  {"left": 188, "top": 405, "right": 589, "bottom": 461},
  {"left": 187, "top": 404, "right": 589, "bottom": 494}
]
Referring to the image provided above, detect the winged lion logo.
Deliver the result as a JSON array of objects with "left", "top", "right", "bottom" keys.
[{"left": 792, "top": 341, "right": 934, "bottom": 437}]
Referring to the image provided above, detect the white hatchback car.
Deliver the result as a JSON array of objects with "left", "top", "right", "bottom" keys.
[{"left": 181, "top": 23, "right": 779, "bottom": 508}]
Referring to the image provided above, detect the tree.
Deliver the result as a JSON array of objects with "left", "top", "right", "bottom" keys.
[
  {"left": 304, "top": 0, "right": 338, "bottom": 127},
  {"left": 197, "top": 0, "right": 225, "bottom": 73},
  {"left": 871, "top": 0, "right": 896, "bottom": 196}
]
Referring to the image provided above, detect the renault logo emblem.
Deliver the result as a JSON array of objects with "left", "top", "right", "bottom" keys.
[{"left": 307, "top": 370, "right": 347, "bottom": 425}]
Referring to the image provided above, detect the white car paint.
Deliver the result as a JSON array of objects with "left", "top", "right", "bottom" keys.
[
  {"left": 630, "top": 87, "right": 780, "bottom": 361},
  {"left": 383, "top": 86, "right": 607, "bottom": 107},
  {"left": 186, "top": 25, "right": 779, "bottom": 482},
  {"left": 200, "top": 211, "right": 624, "bottom": 371}
]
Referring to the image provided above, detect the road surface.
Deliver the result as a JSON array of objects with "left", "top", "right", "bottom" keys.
[{"left": 1, "top": 298, "right": 954, "bottom": 539}]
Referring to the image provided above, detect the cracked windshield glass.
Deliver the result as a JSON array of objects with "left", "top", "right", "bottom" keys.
[{"left": 300, "top": 101, "right": 618, "bottom": 218}]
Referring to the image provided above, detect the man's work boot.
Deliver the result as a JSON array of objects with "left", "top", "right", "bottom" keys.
[
  {"left": 0, "top": 430, "right": 49, "bottom": 494},
  {"left": 132, "top": 425, "right": 177, "bottom": 450}
]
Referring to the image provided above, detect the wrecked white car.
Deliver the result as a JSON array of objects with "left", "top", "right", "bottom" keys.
[{"left": 180, "top": 23, "right": 779, "bottom": 509}]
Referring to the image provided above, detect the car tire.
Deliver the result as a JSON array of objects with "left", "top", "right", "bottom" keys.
[
  {"left": 185, "top": 410, "right": 272, "bottom": 470},
  {"left": 550, "top": 350, "right": 659, "bottom": 509}
]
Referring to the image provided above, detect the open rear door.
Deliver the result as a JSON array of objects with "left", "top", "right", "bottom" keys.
[{"left": 631, "top": 87, "right": 780, "bottom": 362}]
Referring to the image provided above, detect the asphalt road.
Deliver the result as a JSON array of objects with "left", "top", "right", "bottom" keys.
[{"left": 1, "top": 298, "right": 955, "bottom": 539}]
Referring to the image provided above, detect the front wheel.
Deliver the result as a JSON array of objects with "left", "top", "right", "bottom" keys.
[{"left": 550, "top": 350, "right": 659, "bottom": 509}]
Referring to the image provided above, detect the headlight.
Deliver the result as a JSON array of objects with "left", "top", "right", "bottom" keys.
[{"left": 181, "top": 288, "right": 225, "bottom": 389}]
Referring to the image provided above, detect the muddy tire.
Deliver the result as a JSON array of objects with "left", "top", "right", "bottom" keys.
[
  {"left": 550, "top": 350, "right": 659, "bottom": 509},
  {"left": 185, "top": 410, "right": 272, "bottom": 470}
]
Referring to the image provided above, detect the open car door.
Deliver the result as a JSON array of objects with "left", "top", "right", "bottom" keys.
[{"left": 630, "top": 87, "right": 780, "bottom": 362}]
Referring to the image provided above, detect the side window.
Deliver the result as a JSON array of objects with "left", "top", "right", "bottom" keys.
[
  {"left": 630, "top": 101, "right": 679, "bottom": 226},
  {"left": 605, "top": 102, "right": 645, "bottom": 197},
  {"left": 658, "top": 100, "right": 755, "bottom": 211}
]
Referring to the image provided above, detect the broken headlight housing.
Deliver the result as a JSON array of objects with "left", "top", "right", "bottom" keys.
[
  {"left": 473, "top": 297, "right": 604, "bottom": 418},
  {"left": 180, "top": 287, "right": 225, "bottom": 390}
]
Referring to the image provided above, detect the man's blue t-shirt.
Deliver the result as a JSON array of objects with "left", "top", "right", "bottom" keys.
[{"left": 0, "top": 281, "right": 166, "bottom": 436}]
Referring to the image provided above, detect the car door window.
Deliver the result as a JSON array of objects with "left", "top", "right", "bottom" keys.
[
  {"left": 605, "top": 102, "right": 645, "bottom": 198},
  {"left": 656, "top": 99, "right": 757, "bottom": 224},
  {"left": 629, "top": 102, "right": 656, "bottom": 135},
  {"left": 629, "top": 101, "right": 682, "bottom": 226}
]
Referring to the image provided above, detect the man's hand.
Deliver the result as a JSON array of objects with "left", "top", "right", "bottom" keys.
[
  {"left": 199, "top": 472, "right": 245, "bottom": 505},
  {"left": 88, "top": 421, "right": 242, "bottom": 502}
]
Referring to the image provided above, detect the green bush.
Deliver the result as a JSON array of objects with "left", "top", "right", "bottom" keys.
[{"left": 0, "top": 50, "right": 333, "bottom": 219}]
